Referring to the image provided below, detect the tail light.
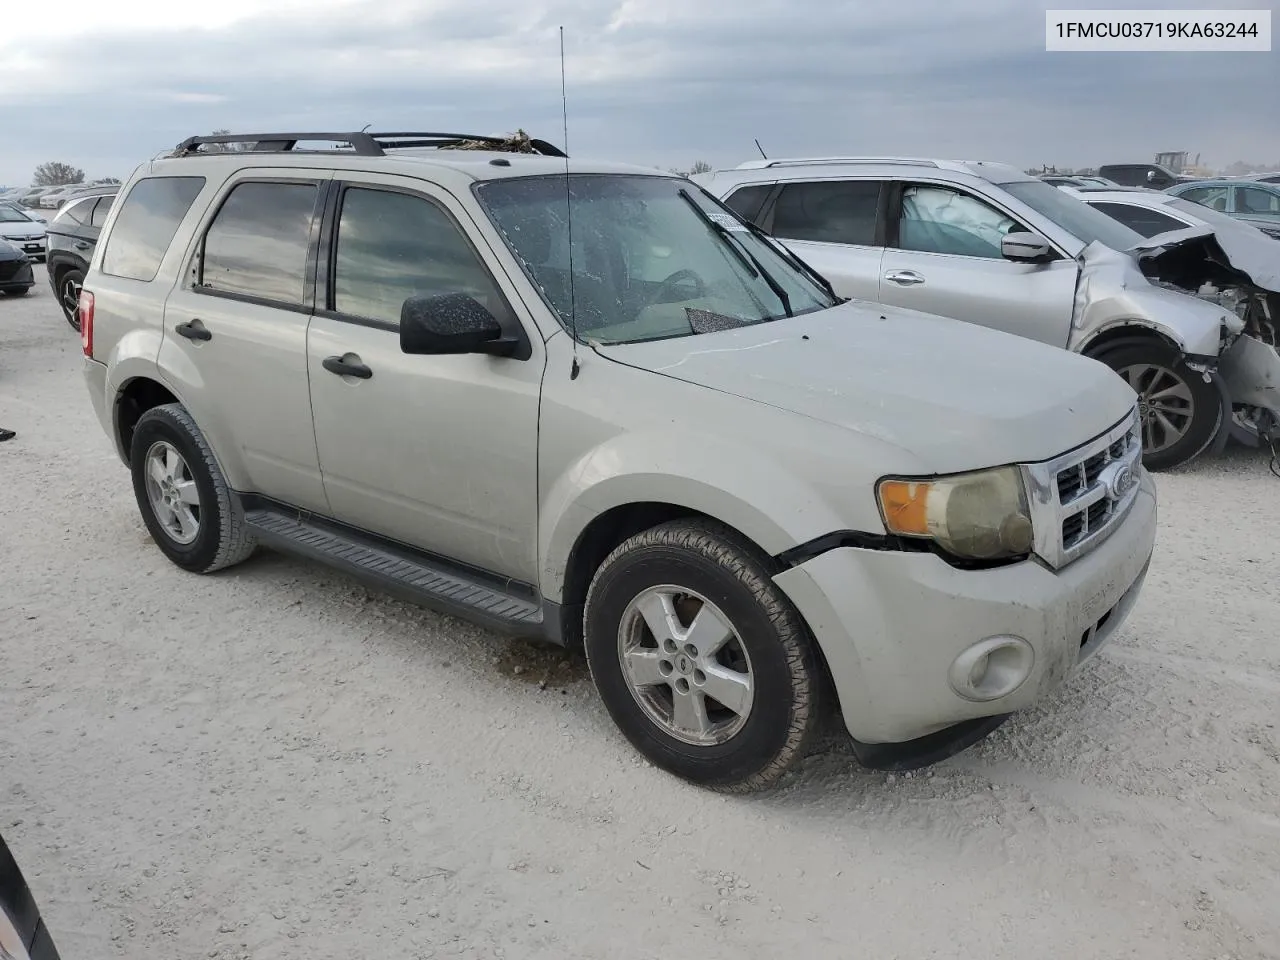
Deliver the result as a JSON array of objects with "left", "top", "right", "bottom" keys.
[{"left": 80, "top": 290, "right": 95, "bottom": 358}]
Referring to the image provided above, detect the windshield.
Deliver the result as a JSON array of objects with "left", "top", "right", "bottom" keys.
[
  {"left": 474, "top": 174, "right": 836, "bottom": 344},
  {"left": 0, "top": 205, "right": 32, "bottom": 223},
  {"left": 1002, "top": 179, "right": 1145, "bottom": 252}
]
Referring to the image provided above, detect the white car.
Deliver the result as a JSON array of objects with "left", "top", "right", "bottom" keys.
[
  {"left": 0, "top": 203, "right": 46, "bottom": 260},
  {"left": 37, "top": 185, "right": 89, "bottom": 210}
]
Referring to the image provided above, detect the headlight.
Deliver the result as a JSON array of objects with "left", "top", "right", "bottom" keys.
[{"left": 876, "top": 466, "right": 1034, "bottom": 561}]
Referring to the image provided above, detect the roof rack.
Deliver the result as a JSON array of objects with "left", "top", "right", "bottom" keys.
[
  {"left": 734, "top": 157, "right": 942, "bottom": 170},
  {"left": 171, "top": 131, "right": 568, "bottom": 158}
]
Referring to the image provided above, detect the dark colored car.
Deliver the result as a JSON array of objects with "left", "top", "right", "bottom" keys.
[
  {"left": 1096, "top": 163, "right": 1198, "bottom": 189},
  {"left": 45, "top": 190, "right": 115, "bottom": 330},
  {"left": 0, "top": 834, "right": 61, "bottom": 960},
  {"left": 0, "top": 239, "right": 35, "bottom": 297}
]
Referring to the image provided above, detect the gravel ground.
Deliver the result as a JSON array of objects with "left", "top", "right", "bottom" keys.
[{"left": 2, "top": 266, "right": 1279, "bottom": 960}]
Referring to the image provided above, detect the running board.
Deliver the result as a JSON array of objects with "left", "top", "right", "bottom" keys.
[{"left": 243, "top": 504, "right": 546, "bottom": 637}]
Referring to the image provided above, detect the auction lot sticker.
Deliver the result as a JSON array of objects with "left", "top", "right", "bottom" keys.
[{"left": 1046, "top": 9, "right": 1271, "bottom": 50}]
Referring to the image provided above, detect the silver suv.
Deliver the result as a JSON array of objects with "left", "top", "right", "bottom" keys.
[
  {"left": 80, "top": 131, "right": 1156, "bottom": 791},
  {"left": 695, "top": 157, "right": 1279, "bottom": 470}
]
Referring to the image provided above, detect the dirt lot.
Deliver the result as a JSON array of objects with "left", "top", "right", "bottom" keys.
[{"left": 2, "top": 266, "right": 1279, "bottom": 960}]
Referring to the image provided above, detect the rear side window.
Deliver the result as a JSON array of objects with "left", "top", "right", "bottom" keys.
[
  {"left": 771, "top": 181, "right": 881, "bottom": 245},
  {"left": 89, "top": 196, "right": 115, "bottom": 229},
  {"left": 198, "top": 181, "right": 319, "bottom": 306},
  {"left": 55, "top": 197, "right": 94, "bottom": 227},
  {"left": 722, "top": 184, "right": 772, "bottom": 223},
  {"left": 1089, "top": 201, "right": 1186, "bottom": 238},
  {"left": 101, "top": 177, "right": 205, "bottom": 282},
  {"left": 331, "top": 187, "right": 504, "bottom": 325}
]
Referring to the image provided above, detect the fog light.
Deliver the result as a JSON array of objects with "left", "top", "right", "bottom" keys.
[{"left": 949, "top": 636, "right": 1034, "bottom": 702}]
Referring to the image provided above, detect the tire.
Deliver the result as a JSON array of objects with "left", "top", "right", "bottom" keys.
[
  {"left": 1092, "top": 339, "right": 1224, "bottom": 471},
  {"left": 55, "top": 268, "right": 85, "bottom": 331},
  {"left": 130, "top": 403, "right": 257, "bottom": 573},
  {"left": 584, "top": 518, "right": 821, "bottom": 792},
  {"left": 2, "top": 287, "right": 31, "bottom": 297}
]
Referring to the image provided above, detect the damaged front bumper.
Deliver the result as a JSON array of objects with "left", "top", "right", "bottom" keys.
[{"left": 1220, "top": 334, "right": 1280, "bottom": 443}]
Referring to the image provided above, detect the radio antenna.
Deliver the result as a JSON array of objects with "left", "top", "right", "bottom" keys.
[
  {"left": 560, "top": 26, "right": 581, "bottom": 380},
  {"left": 754, "top": 138, "right": 768, "bottom": 159}
]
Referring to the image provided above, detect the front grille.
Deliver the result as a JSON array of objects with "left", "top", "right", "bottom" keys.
[{"left": 1027, "top": 407, "right": 1143, "bottom": 569}]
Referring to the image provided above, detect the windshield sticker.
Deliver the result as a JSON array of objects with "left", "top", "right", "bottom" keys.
[{"left": 707, "top": 212, "right": 749, "bottom": 232}]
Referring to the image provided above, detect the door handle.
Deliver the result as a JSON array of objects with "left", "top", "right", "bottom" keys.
[
  {"left": 884, "top": 270, "right": 925, "bottom": 286},
  {"left": 175, "top": 319, "right": 211, "bottom": 341},
  {"left": 323, "top": 355, "right": 373, "bottom": 379}
]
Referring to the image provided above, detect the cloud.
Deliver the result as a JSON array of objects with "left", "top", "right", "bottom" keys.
[{"left": 0, "top": 0, "right": 1276, "bottom": 185}]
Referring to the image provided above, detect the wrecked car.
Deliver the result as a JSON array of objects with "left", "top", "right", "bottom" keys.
[{"left": 694, "top": 158, "right": 1279, "bottom": 469}]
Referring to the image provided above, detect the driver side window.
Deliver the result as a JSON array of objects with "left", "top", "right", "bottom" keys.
[
  {"left": 895, "top": 185, "right": 1024, "bottom": 259},
  {"left": 332, "top": 187, "right": 507, "bottom": 326}
]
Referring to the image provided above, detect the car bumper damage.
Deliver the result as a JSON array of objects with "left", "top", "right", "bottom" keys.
[
  {"left": 773, "top": 470, "right": 1157, "bottom": 768},
  {"left": 1130, "top": 226, "right": 1280, "bottom": 442}
]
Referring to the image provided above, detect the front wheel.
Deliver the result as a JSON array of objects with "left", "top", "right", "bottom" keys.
[
  {"left": 1093, "top": 340, "right": 1224, "bottom": 470},
  {"left": 584, "top": 519, "right": 821, "bottom": 792}
]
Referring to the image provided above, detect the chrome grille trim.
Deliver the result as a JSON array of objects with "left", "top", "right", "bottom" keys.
[{"left": 1024, "top": 406, "right": 1143, "bottom": 570}]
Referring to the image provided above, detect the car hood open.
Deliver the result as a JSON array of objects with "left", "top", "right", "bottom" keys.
[{"left": 594, "top": 300, "right": 1136, "bottom": 473}]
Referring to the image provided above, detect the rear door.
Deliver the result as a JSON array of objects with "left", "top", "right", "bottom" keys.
[
  {"left": 878, "top": 181, "right": 1078, "bottom": 347},
  {"left": 159, "top": 172, "right": 332, "bottom": 514},
  {"left": 306, "top": 174, "right": 544, "bottom": 581},
  {"left": 753, "top": 179, "right": 885, "bottom": 301}
]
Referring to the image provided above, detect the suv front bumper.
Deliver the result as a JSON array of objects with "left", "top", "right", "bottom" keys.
[{"left": 773, "top": 470, "right": 1157, "bottom": 750}]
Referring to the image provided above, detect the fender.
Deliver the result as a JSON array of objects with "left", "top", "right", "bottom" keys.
[{"left": 538, "top": 428, "right": 879, "bottom": 602}]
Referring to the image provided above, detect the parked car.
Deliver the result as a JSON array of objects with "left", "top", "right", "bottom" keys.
[
  {"left": 1166, "top": 179, "right": 1280, "bottom": 239},
  {"left": 80, "top": 129, "right": 1157, "bottom": 790},
  {"left": 1239, "top": 172, "right": 1280, "bottom": 185},
  {"left": 1097, "top": 163, "right": 1196, "bottom": 188},
  {"left": 16, "top": 187, "right": 57, "bottom": 209},
  {"left": 1039, "top": 175, "right": 1088, "bottom": 188},
  {"left": 0, "top": 834, "right": 61, "bottom": 960},
  {"left": 0, "top": 239, "right": 34, "bottom": 296},
  {"left": 0, "top": 204, "right": 47, "bottom": 261},
  {"left": 694, "top": 156, "right": 1280, "bottom": 469},
  {"left": 45, "top": 190, "right": 116, "bottom": 330},
  {"left": 1064, "top": 186, "right": 1280, "bottom": 446},
  {"left": 1072, "top": 175, "right": 1122, "bottom": 187},
  {"left": 36, "top": 185, "right": 89, "bottom": 210}
]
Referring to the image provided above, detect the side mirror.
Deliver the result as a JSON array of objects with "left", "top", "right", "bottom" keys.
[
  {"left": 1001, "top": 231, "right": 1054, "bottom": 263},
  {"left": 399, "top": 293, "right": 517, "bottom": 357},
  {"left": 1146, "top": 170, "right": 1157, "bottom": 182}
]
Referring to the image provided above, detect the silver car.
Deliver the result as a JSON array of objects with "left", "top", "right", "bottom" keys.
[
  {"left": 695, "top": 157, "right": 1280, "bottom": 469},
  {"left": 80, "top": 131, "right": 1156, "bottom": 791}
]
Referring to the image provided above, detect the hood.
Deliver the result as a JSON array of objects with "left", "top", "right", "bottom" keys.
[
  {"left": 1126, "top": 223, "right": 1280, "bottom": 295},
  {"left": 594, "top": 300, "right": 1136, "bottom": 473},
  {"left": 0, "top": 221, "right": 43, "bottom": 239}
]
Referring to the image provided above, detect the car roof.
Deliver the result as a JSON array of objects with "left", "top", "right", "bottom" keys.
[
  {"left": 1063, "top": 188, "right": 1178, "bottom": 205},
  {"left": 702, "top": 156, "right": 1036, "bottom": 186},
  {"left": 140, "top": 149, "right": 669, "bottom": 188}
]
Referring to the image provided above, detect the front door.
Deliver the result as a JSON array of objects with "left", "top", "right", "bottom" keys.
[
  {"left": 306, "top": 175, "right": 544, "bottom": 582},
  {"left": 762, "top": 179, "right": 886, "bottom": 302},
  {"left": 878, "top": 182, "right": 1078, "bottom": 347}
]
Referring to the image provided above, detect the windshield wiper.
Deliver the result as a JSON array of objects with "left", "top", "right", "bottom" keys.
[
  {"left": 739, "top": 217, "right": 842, "bottom": 303},
  {"left": 678, "top": 188, "right": 792, "bottom": 318}
]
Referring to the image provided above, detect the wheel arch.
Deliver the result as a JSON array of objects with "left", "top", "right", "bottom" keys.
[
  {"left": 1079, "top": 322, "right": 1186, "bottom": 360},
  {"left": 114, "top": 376, "right": 181, "bottom": 463}
]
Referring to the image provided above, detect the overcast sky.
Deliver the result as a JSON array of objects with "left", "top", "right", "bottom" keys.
[{"left": 1, "top": 0, "right": 1277, "bottom": 185}]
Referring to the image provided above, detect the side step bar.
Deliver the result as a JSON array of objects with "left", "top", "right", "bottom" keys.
[{"left": 243, "top": 504, "right": 546, "bottom": 638}]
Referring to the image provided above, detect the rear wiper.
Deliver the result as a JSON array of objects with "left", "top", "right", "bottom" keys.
[{"left": 678, "top": 188, "right": 792, "bottom": 318}]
